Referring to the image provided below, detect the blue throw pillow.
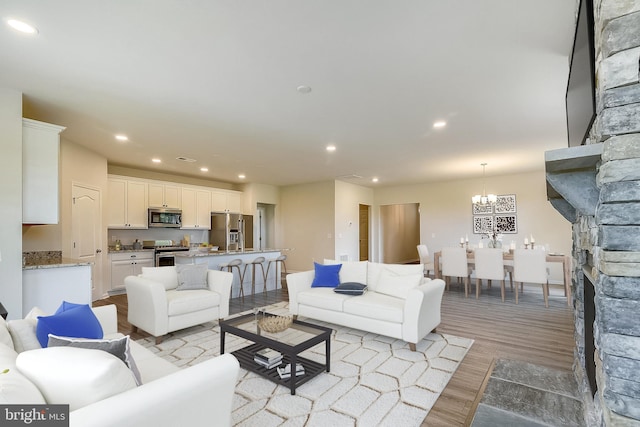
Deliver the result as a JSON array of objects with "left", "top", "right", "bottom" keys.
[
  {"left": 311, "top": 262, "right": 342, "bottom": 288},
  {"left": 55, "top": 301, "right": 85, "bottom": 315},
  {"left": 36, "top": 303, "right": 104, "bottom": 348}
]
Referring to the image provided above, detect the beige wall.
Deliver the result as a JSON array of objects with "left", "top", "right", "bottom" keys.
[
  {"left": 279, "top": 181, "right": 335, "bottom": 271},
  {"left": 0, "top": 89, "right": 24, "bottom": 319},
  {"left": 334, "top": 181, "right": 374, "bottom": 262},
  {"left": 373, "top": 169, "right": 572, "bottom": 282}
]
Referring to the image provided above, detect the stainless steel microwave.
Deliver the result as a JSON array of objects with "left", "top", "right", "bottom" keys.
[{"left": 148, "top": 208, "right": 182, "bottom": 228}]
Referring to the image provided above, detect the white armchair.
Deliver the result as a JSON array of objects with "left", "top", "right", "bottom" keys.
[{"left": 125, "top": 266, "right": 233, "bottom": 344}]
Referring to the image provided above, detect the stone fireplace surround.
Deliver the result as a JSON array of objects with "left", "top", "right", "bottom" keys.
[{"left": 545, "top": 1, "right": 640, "bottom": 425}]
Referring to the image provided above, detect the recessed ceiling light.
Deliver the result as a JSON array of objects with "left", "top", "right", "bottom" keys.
[
  {"left": 326, "top": 145, "right": 336, "bottom": 152},
  {"left": 296, "top": 85, "right": 312, "bottom": 94},
  {"left": 7, "top": 19, "right": 38, "bottom": 34},
  {"left": 152, "top": 158, "right": 161, "bottom": 163},
  {"left": 372, "top": 177, "right": 379, "bottom": 183},
  {"left": 115, "top": 134, "right": 128, "bottom": 141},
  {"left": 433, "top": 120, "right": 447, "bottom": 129},
  {"left": 238, "top": 174, "right": 246, "bottom": 179},
  {"left": 200, "top": 167, "right": 208, "bottom": 172}
]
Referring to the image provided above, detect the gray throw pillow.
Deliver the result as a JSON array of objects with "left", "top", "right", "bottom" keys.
[
  {"left": 175, "top": 264, "right": 209, "bottom": 291},
  {"left": 333, "top": 282, "right": 368, "bottom": 295},
  {"left": 47, "top": 334, "right": 142, "bottom": 386}
]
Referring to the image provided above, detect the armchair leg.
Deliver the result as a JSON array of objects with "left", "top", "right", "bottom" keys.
[
  {"left": 409, "top": 343, "right": 416, "bottom": 352},
  {"left": 131, "top": 325, "right": 138, "bottom": 334},
  {"left": 155, "top": 335, "right": 165, "bottom": 345}
]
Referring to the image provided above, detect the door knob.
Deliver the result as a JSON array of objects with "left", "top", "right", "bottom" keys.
[{"left": 96, "top": 249, "right": 102, "bottom": 254}]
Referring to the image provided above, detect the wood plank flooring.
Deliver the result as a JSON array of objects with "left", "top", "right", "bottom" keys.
[{"left": 94, "top": 279, "right": 574, "bottom": 426}]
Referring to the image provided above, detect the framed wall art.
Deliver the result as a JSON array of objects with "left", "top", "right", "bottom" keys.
[
  {"left": 473, "top": 215, "right": 494, "bottom": 234},
  {"left": 472, "top": 203, "right": 493, "bottom": 215},
  {"left": 494, "top": 214, "right": 517, "bottom": 233},
  {"left": 495, "top": 194, "right": 517, "bottom": 214}
]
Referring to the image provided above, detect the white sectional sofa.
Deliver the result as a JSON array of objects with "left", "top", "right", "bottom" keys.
[
  {"left": 287, "top": 261, "right": 446, "bottom": 351},
  {"left": 0, "top": 304, "right": 239, "bottom": 427}
]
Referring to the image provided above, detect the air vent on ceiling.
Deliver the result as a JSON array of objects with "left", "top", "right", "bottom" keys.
[{"left": 176, "top": 156, "right": 197, "bottom": 162}]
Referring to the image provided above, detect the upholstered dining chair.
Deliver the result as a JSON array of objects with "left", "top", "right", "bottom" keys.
[
  {"left": 416, "top": 244, "right": 435, "bottom": 278},
  {"left": 513, "top": 249, "right": 550, "bottom": 307},
  {"left": 474, "top": 248, "right": 507, "bottom": 301},
  {"left": 441, "top": 247, "right": 472, "bottom": 297}
]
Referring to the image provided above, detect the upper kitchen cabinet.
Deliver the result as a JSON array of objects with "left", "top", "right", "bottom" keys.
[
  {"left": 211, "top": 189, "right": 242, "bottom": 213},
  {"left": 181, "top": 187, "right": 211, "bottom": 229},
  {"left": 107, "top": 177, "right": 148, "bottom": 229},
  {"left": 148, "top": 182, "right": 181, "bottom": 209},
  {"left": 22, "top": 118, "right": 66, "bottom": 224}
]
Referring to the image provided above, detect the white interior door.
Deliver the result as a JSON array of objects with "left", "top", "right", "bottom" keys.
[{"left": 71, "top": 184, "right": 102, "bottom": 300}]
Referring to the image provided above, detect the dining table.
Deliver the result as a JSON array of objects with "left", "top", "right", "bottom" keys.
[{"left": 432, "top": 250, "right": 572, "bottom": 306}]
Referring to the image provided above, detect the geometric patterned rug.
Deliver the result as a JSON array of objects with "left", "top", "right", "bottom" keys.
[{"left": 136, "top": 302, "right": 473, "bottom": 426}]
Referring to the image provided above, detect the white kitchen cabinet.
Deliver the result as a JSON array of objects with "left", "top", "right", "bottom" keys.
[
  {"left": 22, "top": 118, "right": 66, "bottom": 224},
  {"left": 110, "top": 251, "right": 154, "bottom": 291},
  {"left": 107, "top": 177, "right": 148, "bottom": 229},
  {"left": 182, "top": 187, "right": 211, "bottom": 229},
  {"left": 211, "top": 189, "right": 242, "bottom": 213},
  {"left": 148, "top": 182, "right": 181, "bottom": 209}
]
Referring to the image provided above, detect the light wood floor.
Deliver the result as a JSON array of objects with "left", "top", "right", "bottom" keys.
[{"left": 95, "top": 279, "right": 574, "bottom": 426}]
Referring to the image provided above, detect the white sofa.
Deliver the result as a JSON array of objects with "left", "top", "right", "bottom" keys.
[
  {"left": 125, "top": 266, "right": 233, "bottom": 344},
  {"left": 0, "top": 304, "right": 239, "bottom": 427},
  {"left": 287, "top": 261, "right": 446, "bottom": 351}
]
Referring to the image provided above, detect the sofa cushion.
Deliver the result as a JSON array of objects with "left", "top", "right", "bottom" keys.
[
  {"left": 16, "top": 347, "right": 137, "bottom": 411},
  {"left": 0, "top": 317, "right": 14, "bottom": 350},
  {"left": 176, "top": 264, "right": 209, "bottom": 291},
  {"left": 367, "top": 262, "right": 424, "bottom": 292},
  {"left": 298, "top": 288, "right": 350, "bottom": 312},
  {"left": 311, "top": 262, "right": 341, "bottom": 288},
  {"left": 0, "top": 343, "right": 46, "bottom": 404},
  {"left": 141, "top": 266, "right": 178, "bottom": 290},
  {"left": 333, "top": 282, "right": 368, "bottom": 295},
  {"left": 375, "top": 269, "right": 423, "bottom": 299},
  {"left": 343, "top": 292, "right": 405, "bottom": 323},
  {"left": 324, "top": 259, "right": 368, "bottom": 284},
  {"left": 7, "top": 307, "right": 46, "bottom": 353},
  {"left": 166, "top": 289, "right": 220, "bottom": 316},
  {"left": 47, "top": 335, "right": 142, "bottom": 386},
  {"left": 36, "top": 304, "right": 104, "bottom": 348}
]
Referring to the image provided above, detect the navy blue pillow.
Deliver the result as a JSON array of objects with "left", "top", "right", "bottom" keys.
[
  {"left": 333, "top": 282, "right": 368, "bottom": 295},
  {"left": 311, "top": 262, "right": 342, "bottom": 288},
  {"left": 36, "top": 303, "right": 104, "bottom": 348}
]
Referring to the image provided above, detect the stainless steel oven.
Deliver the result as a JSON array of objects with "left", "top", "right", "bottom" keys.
[{"left": 143, "top": 240, "right": 190, "bottom": 266}]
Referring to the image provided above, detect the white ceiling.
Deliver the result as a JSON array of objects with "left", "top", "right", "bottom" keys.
[{"left": 1, "top": 1, "right": 578, "bottom": 187}]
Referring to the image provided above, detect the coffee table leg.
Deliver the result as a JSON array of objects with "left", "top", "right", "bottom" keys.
[
  {"left": 220, "top": 331, "right": 226, "bottom": 354},
  {"left": 290, "top": 353, "right": 297, "bottom": 395},
  {"left": 326, "top": 336, "right": 331, "bottom": 372}
]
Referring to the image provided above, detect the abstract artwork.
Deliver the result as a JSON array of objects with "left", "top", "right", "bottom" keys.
[
  {"left": 473, "top": 215, "right": 494, "bottom": 234},
  {"left": 473, "top": 203, "right": 493, "bottom": 215},
  {"left": 495, "top": 194, "right": 517, "bottom": 214},
  {"left": 495, "top": 215, "right": 517, "bottom": 233}
]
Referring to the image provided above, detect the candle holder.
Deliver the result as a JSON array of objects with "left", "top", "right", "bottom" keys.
[
  {"left": 531, "top": 242, "right": 535, "bottom": 250},
  {"left": 465, "top": 242, "right": 469, "bottom": 250},
  {"left": 459, "top": 242, "right": 465, "bottom": 248},
  {"left": 524, "top": 243, "right": 530, "bottom": 250}
]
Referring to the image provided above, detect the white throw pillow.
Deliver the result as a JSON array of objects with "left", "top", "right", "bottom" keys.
[
  {"left": 16, "top": 347, "right": 137, "bottom": 411},
  {"left": 324, "top": 259, "right": 368, "bottom": 285},
  {"left": 375, "top": 268, "right": 423, "bottom": 299},
  {"left": 0, "top": 344, "right": 46, "bottom": 404},
  {"left": 140, "top": 266, "right": 178, "bottom": 290},
  {"left": 0, "top": 317, "right": 14, "bottom": 350}
]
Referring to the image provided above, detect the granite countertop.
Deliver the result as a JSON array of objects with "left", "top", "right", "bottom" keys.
[
  {"left": 108, "top": 247, "right": 155, "bottom": 254},
  {"left": 23, "top": 257, "right": 92, "bottom": 270},
  {"left": 175, "top": 248, "right": 285, "bottom": 258}
]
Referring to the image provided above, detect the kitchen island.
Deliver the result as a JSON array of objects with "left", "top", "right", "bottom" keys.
[{"left": 174, "top": 249, "right": 284, "bottom": 298}]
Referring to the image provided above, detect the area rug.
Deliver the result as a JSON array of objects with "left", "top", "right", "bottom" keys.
[{"left": 136, "top": 302, "right": 474, "bottom": 426}]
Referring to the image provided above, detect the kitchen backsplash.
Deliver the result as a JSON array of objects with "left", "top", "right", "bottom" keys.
[{"left": 107, "top": 228, "right": 209, "bottom": 247}]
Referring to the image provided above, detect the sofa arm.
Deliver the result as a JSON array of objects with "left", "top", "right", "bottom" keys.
[
  {"left": 206, "top": 270, "right": 233, "bottom": 318},
  {"left": 124, "top": 276, "right": 169, "bottom": 337},
  {"left": 286, "top": 270, "right": 315, "bottom": 315},
  {"left": 91, "top": 305, "right": 118, "bottom": 336},
  {"left": 69, "top": 353, "right": 240, "bottom": 427},
  {"left": 402, "top": 279, "right": 445, "bottom": 344}
]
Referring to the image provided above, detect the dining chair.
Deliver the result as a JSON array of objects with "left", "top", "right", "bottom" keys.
[
  {"left": 416, "top": 244, "right": 435, "bottom": 278},
  {"left": 513, "top": 249, "right": 549, "bottom": 307},
  {"left": 441, "top": 247, "right": 472, "bottom": 297},
  {"left": 474, "top": 248, "right": 507, "bottom": 301}
]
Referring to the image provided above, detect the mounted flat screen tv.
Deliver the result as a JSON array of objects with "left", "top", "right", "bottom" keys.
[{"left": 565, "top": 0, "right": 596, "bottom": 147}]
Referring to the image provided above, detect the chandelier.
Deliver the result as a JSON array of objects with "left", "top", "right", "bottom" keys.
[{"left": 472, "top": 163, "right": 497, "bottom": 206}]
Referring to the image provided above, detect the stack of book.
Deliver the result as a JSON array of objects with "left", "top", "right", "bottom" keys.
[
  {"left": 254, "top": 348, "right": 282, "bottom": 369},
  {"left": 277, "top": 363, "right": 305, "bottom": 379}
]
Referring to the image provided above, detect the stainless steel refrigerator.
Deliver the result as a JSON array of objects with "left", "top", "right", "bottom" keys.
[{"left": 210, "top": 213, "right": 253, "bottom": 251}]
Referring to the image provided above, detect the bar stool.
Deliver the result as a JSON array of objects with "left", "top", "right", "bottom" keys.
[
  {"left": 266, "top": 255, "right": 287, "bottom": 290},
  {"left": 243, "top": 256, "right": 267, "bottom": 295},
  {"left": 218, "top": 258, "right": 245, "bottom": 298}
]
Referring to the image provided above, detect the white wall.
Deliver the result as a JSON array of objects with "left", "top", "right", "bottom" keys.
[
  {"left": 0, "top": 89, "right": 24, "bottom": 319},
  {"left": 334, "top": 181, "right": 374, "bottom": 262},
  {"left": 374, "top": 170, "right": 572, "bottom": 282}
]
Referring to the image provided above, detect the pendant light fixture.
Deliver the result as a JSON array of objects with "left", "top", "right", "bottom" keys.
[{"left": 472, "top": 163, "right": 497, "bottom": 206}]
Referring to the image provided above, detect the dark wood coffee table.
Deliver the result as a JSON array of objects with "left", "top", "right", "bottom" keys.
[{"left": 220, "top": 312, "right": 332, "bottom": 395}]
